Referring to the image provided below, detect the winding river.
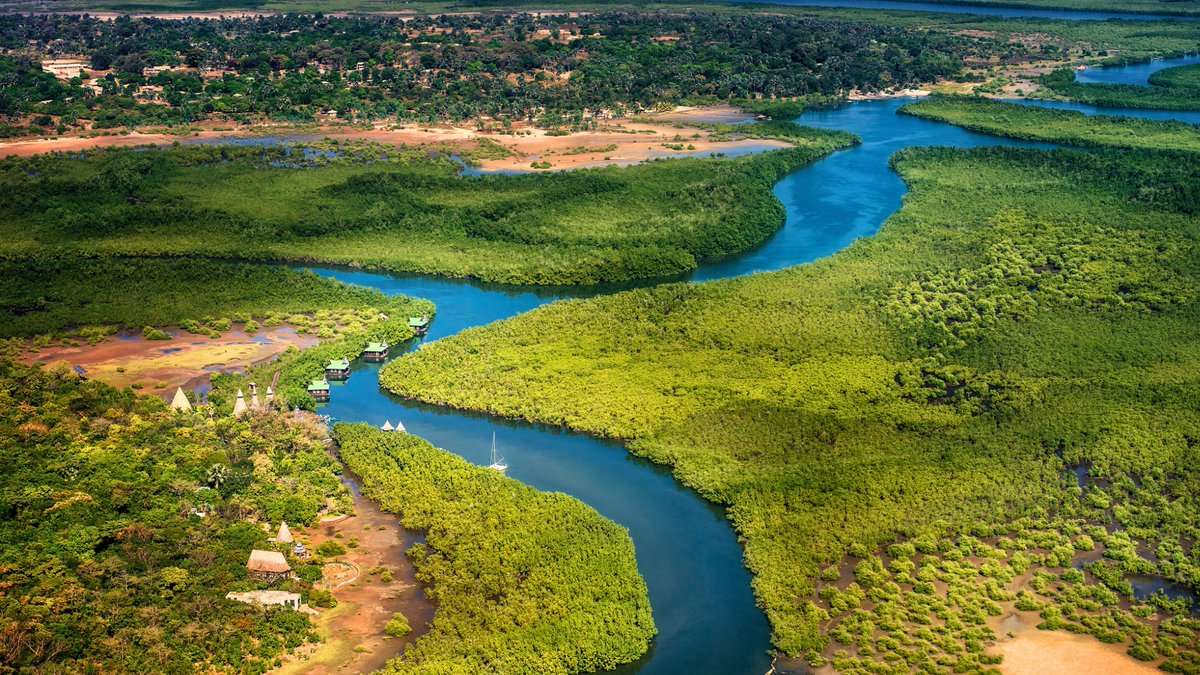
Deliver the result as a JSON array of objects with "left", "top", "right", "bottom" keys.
[{"left": 301, "top": 54, "right": 1198, "bottom": 675}]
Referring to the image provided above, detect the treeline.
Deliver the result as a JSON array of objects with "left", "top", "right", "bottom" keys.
[
  {"left": 378, "top": 141, "right": 1200, "bottom": 667},
  {"left": 334, "top": 423, "right": 656, "bottom": 674},
  {"left": 0, "top": 359, "right": 352, "bottom": 672},
  {"left": 0, "top": 257, "right": 431, "bottom": 339},
  {"left": 0, "top": 10, "right": 1007, "bottom": 129},
  {"left": 900, "top": 96, "right": 1200, "bottom": 152},
  {"left": 0, "top": 129, "right": 857, "bottom": 285},
  {"left": 1037, "top": 64, "right": 1200, "bottom": 110}
]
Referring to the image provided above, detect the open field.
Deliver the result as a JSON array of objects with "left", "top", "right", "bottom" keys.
[{"left": 21, "top": 324, "right": 318, "bottom": 394}]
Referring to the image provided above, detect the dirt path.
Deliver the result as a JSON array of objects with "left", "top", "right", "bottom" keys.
[{"left": 274, "top": 472, "right": 435, "bottom": 674}]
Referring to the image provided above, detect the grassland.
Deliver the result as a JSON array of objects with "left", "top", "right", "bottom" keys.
[
  {"left": 1038, "top": 65, "right": 1200, "bottom": 110},
  {"left": 901, "top": 96, "right": 1200, "bottom": 150},
  {"left": 334, "top": 423, "right": 656, "bottom": 674},
  {"left": 379, "top": 138, "right": 1200, "bottom": 668},
  {"left": 0, "top": 131, "right": 855, "bottom": 285}
]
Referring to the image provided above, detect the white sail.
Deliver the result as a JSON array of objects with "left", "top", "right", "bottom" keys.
[{"left": 488, "top": 432, "right": 508, "bottom": 473}]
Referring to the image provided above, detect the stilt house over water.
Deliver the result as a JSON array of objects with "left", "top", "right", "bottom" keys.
[
  {"left": 307, "top": 379, "right": 330, "bottom": 402},
  {"left": 325, "top": 358, "right": 351, "bottom": 380},
  {"left": 363, "top": 341, "right": 389, "bottom": 360}
]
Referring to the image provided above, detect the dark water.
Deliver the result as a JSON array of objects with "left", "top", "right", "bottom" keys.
[
  {"left": 1129, "top": 574, "right": 1200, "bottom": 610},
  {"left": 725, "top": 0, "right": 1197, "bottom": 20},
  {"left": 301, "top": 93, "right": 1199, "bottom": 673}
]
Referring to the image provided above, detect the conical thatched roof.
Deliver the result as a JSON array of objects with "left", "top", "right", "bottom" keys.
[
  {"left": 265, "top": 385, "right": 274, "bottom": 408},
  {"left": 381, "top": 420, "right": 394, "bottom": 432},
  {"left": 170, "top": 387, "right": 192, "bottom": 412},
  {"left": 232, "top": 390, "right": 248, "bottom": 418},
  {"left": 277, "top": 521, "right": 294, "bottom": 544},
  {"left": 395, "top": 420, "right": 407, "bottom": 434}
]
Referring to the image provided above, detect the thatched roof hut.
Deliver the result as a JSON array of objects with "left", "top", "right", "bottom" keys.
[
  {"left": 170, "top": 387, "right": 192, "bottom": 412},
  {"left": 246, "top": 550, "right": 291, "bottom": 581},
  {"left": 277, "top": 521, "right": 294, "bottom": 544},
  {"left": 232, "top": 390, "right": 248, "bottom": 418}
]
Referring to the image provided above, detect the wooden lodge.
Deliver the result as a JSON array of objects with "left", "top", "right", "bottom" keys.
[
  {"left": 408, "top": 315, "right": 431, "bottom": 337},
  {"left": 325, "top": 358, "right": 351, "bottom": 380},
  {"left": 363, "top": 341, "right": 389, "bottom": 360},
  {"left": 246, "top": 550, "right": 292, "bottom": 583},
  {"left": 307, "top": 379, "right": 331, "bottom": 402}
]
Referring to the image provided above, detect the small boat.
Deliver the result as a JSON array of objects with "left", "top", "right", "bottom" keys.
[{"left": 488, "top": 432, "right": 508, "bottom": 473}]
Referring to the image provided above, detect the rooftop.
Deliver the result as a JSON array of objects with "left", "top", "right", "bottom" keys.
[{"left": 246, "top": 549, "right": 290, "bottom": 573}]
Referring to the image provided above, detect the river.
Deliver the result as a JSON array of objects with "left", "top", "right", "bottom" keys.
[
  {"left": 725, "top": 0, "right": 1198, "bottom": 21},
  {"left": 299, "top": 56, "right": 1198, "bottom": 675}
]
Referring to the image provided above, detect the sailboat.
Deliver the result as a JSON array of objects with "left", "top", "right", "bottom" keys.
[{"left": 488, "top": 432, "right": 508, "bottom": 473}]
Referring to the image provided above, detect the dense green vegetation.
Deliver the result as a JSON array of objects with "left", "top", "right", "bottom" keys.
[
  {"left": 1151, "top": 62, "right": 1200, "bottom": 88},
  {"left": 380, "top": 144, "right": 1200, "bottom": 667},
  {"left": 0, "top": 257, "right": 430, "bottom": 339},
  {"left": 1037, "top": 65, "right": 1200, "bottom": 110},
  {"left": 0, "top": 11, "right": 982, "bottom": 130},
  {"left": 334, "top": 423, "right": 656, "bottom": 674},
  {"left": 0, "top": 132, "right": 856, "bottom": 284},
  {"left": 0, "top": 359, "right": 353, "bottom": 672},
  {"left": 901, "top": 96, "right": 1200, "bottom": 150}
]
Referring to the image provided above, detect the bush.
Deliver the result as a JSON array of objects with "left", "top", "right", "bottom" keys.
[
  {"left": 142, "top": 326, "right": 171, "bottom": 340},
  {"left": 316, "top": 541, "right": 347, "bottom": 557},
  {"left": 385, "top": 612, "right": 411, "bottom": 638}
]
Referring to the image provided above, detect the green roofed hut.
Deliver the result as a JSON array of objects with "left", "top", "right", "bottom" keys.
[
  {"left": 307, "top": 379, "right": 330, "bottom": 402},
  {"left": 363, "top": 340, "right": 389, "bottom": 361},
  {"left": 408, "top": 315, "right": 431, "bottom": 337},
  {"left": 325, "top": 358, "right": 351, "bottom": 380}
]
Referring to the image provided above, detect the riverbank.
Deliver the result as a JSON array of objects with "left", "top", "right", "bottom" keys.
[{"left": 272, "top": 471, "right": 435, "bottom": 675}]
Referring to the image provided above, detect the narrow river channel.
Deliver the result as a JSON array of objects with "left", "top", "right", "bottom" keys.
[{"left": 300, "top": 55, "right": 1198, "bottom": 674}]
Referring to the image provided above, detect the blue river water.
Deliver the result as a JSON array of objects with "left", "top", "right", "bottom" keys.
[
  {"left": 297, "top": 55, "right": 1198, "bottom": 675},
  {"left": 726, "top": 0, "right": 1197, "bottom": 20}
]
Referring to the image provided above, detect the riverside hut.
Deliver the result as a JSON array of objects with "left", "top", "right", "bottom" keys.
[
  {"left": 170, "top": 387, "right": 192, "bottom": 412},
  {"left": 307, "top": 379, "right": 330, "bottom": 402},
  {"left": 232, "top": 390, "right": 248, "bottom": 418},
  {"left": 395, "top": 420, "right": 407, "bottom": 434},
  {"left": 381, "top": 420, "right": 394, "bottom": 432},
  {"left": 408, "top": 315, "right": 430, "bottom": 336},
  {"left": 246, "top": 550, "right": 291, "bottom": 582},
  {"left": 362, "top": 341, "right": 389, "bottom": 360},
  {"left": 277, "top": 521, "right": 294, "bottom": 544},
  {"left": 325, "top": 358, "right": 351, "bottom": 380}
]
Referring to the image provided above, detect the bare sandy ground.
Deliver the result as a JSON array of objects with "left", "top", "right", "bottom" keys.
[
  {"left": 21, "top": 325, "right": 317, "bottom": 396},
  {"left": 0, "top": 106, "right": 793, "bottom": 170},
  {"left": 996, "top": 628, "right": 1159, "bottom": 674},
  {"left": 272, "top": 473, "right": 434, "bottom": 674},
  {"left": 990, "top": 611, "right": 1160, "bottom": 675}
]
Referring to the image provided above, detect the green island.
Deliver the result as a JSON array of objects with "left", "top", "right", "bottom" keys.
[
  {"left": 381, "top": 110, "right": 1200, "bottom": 668},
  {"left": 1037, "top": 64, "right": 1200, "bottom": 110},
  {"left": 334, "top": 423, "right": 656, "bottom": 674},
  {"left": 0, "top": 358, "right": 351, "bottom": 672},
  {"left": 900, "top": 95, "right": 1200, "bottom": 150},
  {"left": 0, "top": 134, "right": 854, "bottom": 285}
]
